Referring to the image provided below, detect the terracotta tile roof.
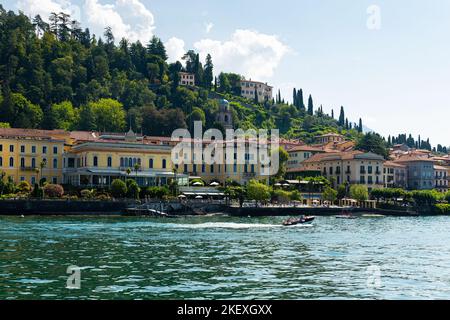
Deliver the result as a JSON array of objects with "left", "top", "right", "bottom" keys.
[
  {"left": 287, "top": 167, "right": 321, "bottom": 173},
  {"left": 384, "top": 161, "right": 406, "bottom": 168},
  {"left": 287, "top": 145, "right": 326, "bottom": 153},
  {"left": 395, "top": 154, "right": 434, "bottom": 162},
  {"left": 434, "top": 165, "right": 449, "bottom": 171},
  {"left": 0, "top": 128, "right": 67, "bottom": 140},
  {"left": 302, "top": 150, "right": 385, "bottom": 164}
]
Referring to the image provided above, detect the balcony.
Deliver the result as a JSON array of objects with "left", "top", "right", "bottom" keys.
[
  {"left": 20, "top": 166, "right": 37, "bottom": 172},
  {"left": 360, "top": 170, "right": 366, "bottom": 174}
]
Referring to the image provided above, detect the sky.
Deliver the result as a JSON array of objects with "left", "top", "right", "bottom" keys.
[{"left": 3, "top": 0, "right": 450, "bottom": 146}]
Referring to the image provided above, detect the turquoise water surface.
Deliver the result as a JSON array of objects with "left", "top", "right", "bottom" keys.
[{"left": 1, "top": 215, "right": 450, "bottom": 300}]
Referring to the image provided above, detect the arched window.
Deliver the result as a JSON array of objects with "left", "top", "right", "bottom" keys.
[
  {"left": 9, "top": 157, "right": 14, "bottom": 167},
  {"left": 138, "top": 158, "right": 141, "bottom": 165},
  {"left": 93, "top": 156, "right": 98, "bottom": 167},
  {"left": 162, "top": 159, "right": 167, "bottom": 169},
  {"left": 120, "top": 158, "right": 124, "bottom": 167},
  {"left": 108, "top": 157, "right": 112, "bottom": 167},
  {"left": 53, "top": 159, "right": 58, "bottom": 169},
  {"left": 128, "top": 158, "right": 132, "bottom": 167},
  {"left": 20, "top": 158, "right": 25, "bottom": 168},
  {"left": 149, "top": 158, "right": 154, "bottom": 169},
  {"left": 0, "top": 157, "right": 2, "bottom": 167},
  {"left": 31, "top": 158, "right": 36, "bottom": 168}
]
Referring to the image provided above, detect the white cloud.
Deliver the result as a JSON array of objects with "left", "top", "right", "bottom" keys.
[
  {"left": 205, "top": 22, "right": 214, "bottom": 34},
  {"left": 165, "top": 37, "right": 186, "bottom": 63},
  {"left": 194, "top": 29, "right": 290, "bottom": 80},
  {"left": 16, "top": 0, "right": 80, "bottom": 21},
  {"left": 83, "top": 0, "right": 155, "bottom": 43}
]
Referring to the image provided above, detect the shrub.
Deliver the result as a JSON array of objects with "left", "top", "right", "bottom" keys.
[
  {"left": 17, "top": 181, "right": 32, "bottom": 193},
  {"left": 142, "top": 186, "right": 170, "bottom": 199},
  {"left": 31, "top": 183, "right": 43, "bottom": 198},
  {"left": 290, "top": 190, "right": 302, "bottom": 201},
  {"left": 96, "top": 194, "right": 111, "bottom": 201},
  {"left": 127, "top": 180, "right": 140, "bottom": 200},
  {"left": 272, "top": 189, "right": 291, "bottom": 204},
  {"left": 80, "top": 189, "right": 95, "bottom": 199},
  {"left": 111, "top": 179, "right": 127, "bottom": 198},
  {"left": 435, "top": 204, "right": 450, "bottom": 214},
  {"left": 445, "top": 192, "right": 450, "bottom": 203},
  {"left": 43, "top": 184, "right": 64, "bottom": 198}
]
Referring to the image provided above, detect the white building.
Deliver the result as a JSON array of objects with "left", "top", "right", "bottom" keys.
[
  {"left": 179, "top": 72, "right": 195, "bottom": 86},
  {"left": 240, "top": 79, "right": 273, "bottom": 103}
]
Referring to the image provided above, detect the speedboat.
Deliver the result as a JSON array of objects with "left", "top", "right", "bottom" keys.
[
  {"left": 335, "top": 209, "right": 357, "bottom": 219},
  {"left": 282, "top": 216, "right": 315, "bottom": 226}
]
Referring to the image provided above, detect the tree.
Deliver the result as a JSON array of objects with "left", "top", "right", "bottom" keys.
[
  {"left": 0, "top": 93, "right": 43, "bottom": 128},
  {"left": 349, "top": 185, "right": 369, "bottom": 202},
  {"left": 203, "top": 54, "right": 213, "bottom": 90},
  {"left": 356, "top": 132, "right": 389, "bottom": 158},
  {"left": 43, "top": 184, "right": 64, "bottom": 198},
  {"left": 126, "top": 179, "right": 140, "bottom": 200},
  {"left": 111, "top": 179, "right": 127, "bottom": 198},
  {"left": 246, "top": 180, "right": 271, "bottom": 207},
  {"left": 276, "top": 147, "right": 289, "bottom": 179},
  {"left": 338, "top": 106, "right": 345, "bottom": 126},
  {"left": 358, "top": 118, "right": 363, "bottom": 133},
  {"left": 322, "top": 186, "right": 338, "bottom": 204},
  {"left": 89, "top": 98, "right": 126, "bottom": 132},
  {"left": 49, "top": 101, "right": 76, "bottom": 130},
  {"left": 307, "top": 95, "right": 314, "bottom": 115}
]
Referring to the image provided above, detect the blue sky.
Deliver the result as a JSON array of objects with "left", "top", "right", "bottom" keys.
[{"left": 4, "top": 0, "right": 450, "bottom": 146}]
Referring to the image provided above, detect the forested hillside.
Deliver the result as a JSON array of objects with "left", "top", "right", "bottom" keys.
[{"left": 0, "top": 7, "right": 447, "bottom": 152}]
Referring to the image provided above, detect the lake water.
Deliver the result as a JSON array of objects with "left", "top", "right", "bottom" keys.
[{"left": 1, "top": 215, "right": 450, "bottom": 300}]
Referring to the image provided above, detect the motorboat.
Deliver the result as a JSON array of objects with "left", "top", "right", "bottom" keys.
[
  {"left": 282, "top": 216, "right": 315, "bottom": 226},
  {"left": 335, "top": 209, "right": 357, "bottom": 219}
]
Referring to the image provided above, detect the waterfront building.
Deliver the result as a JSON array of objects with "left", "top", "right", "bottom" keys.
[
  {"left": 301, "top": 151, "right": 385, "bottom": 191},
  {"left": 173, "top": 137, "right": 272, "bottom": 186},
  {"left": 0, "top": 128, "right": 68, "bottom": 185},
  {"left": 434, "top": 165, "right": 449, "bottom": 193},
  {"left": 63, "top": 129, "right": 188, "bottom": 187},
  {"left": 239, "top": 78, "right": 273, "bottom": 103},
  {"left": 383, "top": 161, "right": 408, "bottom": 189},
  {"left": 287, "top": 145, "right": 326, "bottom": 170},
  {"left": 179, "top": 72, "right": 195, "bottom": 86},
  {"left": 394, "top": 155, "right": 435, "bottom": 190}
]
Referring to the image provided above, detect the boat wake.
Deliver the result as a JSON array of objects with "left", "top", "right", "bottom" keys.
[{"left": 169, "top": 222, "right": 314, "bottom": 230}]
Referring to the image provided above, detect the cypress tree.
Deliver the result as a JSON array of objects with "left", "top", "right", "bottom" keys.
[
  {"left": 358, "top": 118, "right": 363, "bottom": 133},
  {"left": 293, "top": 88, "right": 297, "bottom": 106},
  {"left": 331, "top": 109, "right": 334, "bottom": 119},
  {"left": 297, "top": 89, "right": 304, "bottom": 110},
  {"left": 338, "top": 106, "right": 345, "bottom": 126},
  {"left": 345, "top": 118, "right": 349, "bottom": 130},
  {"left": 307, "top": 95, "right": 314, "bottom": 115},
  {"left": 254, "top": 88, "right": 259, "bottom": 104}
]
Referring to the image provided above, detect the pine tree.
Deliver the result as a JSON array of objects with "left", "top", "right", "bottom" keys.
[{"left": 203, "top": 54, "right": 213, "bottom": 90}]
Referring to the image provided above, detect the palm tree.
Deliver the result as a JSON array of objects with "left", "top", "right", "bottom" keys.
[
  {"left": 134, "top": 163, "right": 141, "bottom": 179},
  {"left": 126, "top": 168, "right": 131, "bottom": 179}
]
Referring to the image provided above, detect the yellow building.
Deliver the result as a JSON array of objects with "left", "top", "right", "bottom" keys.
[
  {"left": 63, "top": 130, "right": 188, "bottom": 187},
  {"left": 0, "top": 128, "right": 67, "bottom": 185}
]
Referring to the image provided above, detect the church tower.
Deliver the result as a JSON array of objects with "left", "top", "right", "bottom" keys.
[{"left": 216, "top": 99, "right": 233, "bottom": 130}]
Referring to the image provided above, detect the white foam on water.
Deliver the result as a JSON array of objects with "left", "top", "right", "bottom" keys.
[{"left": 168, "top": 222, "right": 314, "bottom": 230}]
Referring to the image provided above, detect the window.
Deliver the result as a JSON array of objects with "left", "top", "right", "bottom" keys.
[
  {"left": 52, "top": 177, "right": 57, "bottom": 184},
  {"left": 9, "top": 157, "right": 14, "bottom": 167},
  {"left": 43, "top": 146, "right": 47, "bottom": 154},
  {"left": 360, "top": 176, "right": 365, "bottom": 184},
  {"left": 10, "top": 145, "right": 14, "bottom": 152},
  {"left": 193, "top": 164, "right": 197, "bottom": 173},
  {"left": 20, "top": 145, "right": 25, "bottom": 153},
  {"left": 53, "top": 159, "right": 58, "bottom": 169},
  {"left": 184, "top": 164, "right": 188, "bottom": 173},
  {"left": 202, "top": 164, "right": 205, "bottom": 173},
  {"left": 233, "top": 164, "right": 237, "bottom": 173},
  {"left": 107, "top": 157, "right": 112, "bottom": 167},
  {"left": 251, "top": 164, "right": 255, "bottom": 173},
  {"left": 211, "top": 165, "right": 214, "bottom": 174},
  {"left": 149, "top": 158, "right": 154, "bottom": 169},
  {"left": 93, "top": 156, "right": 98, "bottom": 167},
  {"left": 0, "top": 157, "right": 2, "bottom": 167},
  {"left": 31, "top": 158, "right": 36, "bottom": 168},
  {"left": 31, "top": 146, "right": 36, "bottom": 153},
  {"left": 368, "top": 166, "right": 373, "bottom": 174},
  {"left": 0, "top": 145, "right": 2, "bottom": 151},
  {"left": 31, "top": 177, "right": 36, "bottom": 185},
  {"left": 53, "top": 146, "right": 58, "bottom": 154},
  {"left": 162, "top": 159, "right": 167, "bottom": 169},
  {"left": 20, "top": 157, "right": 25, "bottom": 168},
  {"left": 360, "top": 166, "right": 366, "bottom": 174},
  {"left": 20, "top": 176, "right": 25, "bottom": 182}
]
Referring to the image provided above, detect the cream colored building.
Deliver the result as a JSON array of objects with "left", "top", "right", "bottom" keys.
[
  {"left": 434, "top": 165, "right": 449, "bottom": 193},
  {"left": 179, "top": 72, "right": 195, "bottom": 86},
  {"left": 0, "top": 128, "right": 68, "bottom": 185},
  {"left": 315, "top": 133, "right": 345, "bottom": 145},
  {"left": 240, "top": 79, "right": 273, "bottom": 103},
  {"left": 287, "top": 145, "right": 325, "bottom": 170},
  {"left": 302, "top": 151, "right": 385, "bottom": 191}
]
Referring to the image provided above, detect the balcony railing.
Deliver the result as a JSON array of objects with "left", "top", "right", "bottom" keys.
[{"left": 20, "top": 166, "right": 37, "bottom": 171}]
